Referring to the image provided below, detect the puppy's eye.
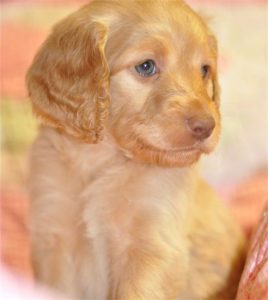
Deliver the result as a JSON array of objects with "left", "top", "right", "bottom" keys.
[
  {"left": 135, "top": 60, "right": 156, "bottom": 77},
  {"left": 201, "top": 65, "right": 210, "bottom": 79}
]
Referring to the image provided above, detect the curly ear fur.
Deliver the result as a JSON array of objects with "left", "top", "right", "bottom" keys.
[{"left": 27, "top": 8, "right": 110, "bottom": 143}]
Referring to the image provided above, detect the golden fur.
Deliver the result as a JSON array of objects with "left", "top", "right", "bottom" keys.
[{"left": 27, "top": 0, "right": 245, "bottom": 299}]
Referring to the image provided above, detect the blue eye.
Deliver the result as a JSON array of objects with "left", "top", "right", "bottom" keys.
[{"left": 135, "top": 60, "right": 156, "bottom": 77}]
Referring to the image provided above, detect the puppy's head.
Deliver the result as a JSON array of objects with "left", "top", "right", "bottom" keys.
[{"left": 27, "top": 0, "right": 220, "bottom": 167}]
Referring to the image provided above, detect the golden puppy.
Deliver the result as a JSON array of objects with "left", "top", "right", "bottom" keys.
[{"left": 27, "top": 0, "right": 245, "bottom": 299}]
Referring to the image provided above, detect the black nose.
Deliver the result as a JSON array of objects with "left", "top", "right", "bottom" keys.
[{"left": 187, "top": 116, "right": 215, "bottom": 140}]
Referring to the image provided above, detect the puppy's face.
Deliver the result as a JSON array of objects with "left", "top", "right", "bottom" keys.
[
  {"left": 27, "top": 0, "right": 220, "bottom": 167},
  {"left": 107, "top": 1, "right": 220, "bottom": 167}
]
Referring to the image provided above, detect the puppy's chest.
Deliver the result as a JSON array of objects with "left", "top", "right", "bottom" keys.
[{"left": 80, "top": 166, "right": 193, "bottom": 255}]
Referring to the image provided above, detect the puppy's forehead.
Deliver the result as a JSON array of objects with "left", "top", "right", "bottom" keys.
[
  {"left": 106, "top": 0, "right": 210, "bottom": 54},
  {"left": 142, "top": 0, "right": 208, "bottom": 39},
  {"left": 142, "top": 11, "right": 209, "bottom": 54}
]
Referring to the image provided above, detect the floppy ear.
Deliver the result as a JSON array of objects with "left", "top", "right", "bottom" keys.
[{"left": 27, "top": 9, "right": 110, "bottom": 143}]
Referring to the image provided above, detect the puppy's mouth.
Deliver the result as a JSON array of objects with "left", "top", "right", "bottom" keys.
[
  {"left": 166, "top": 141, "right": 202, "bottom": 153},
  {"left": 128, "top": 137, "right": 203, "bottom": 167},
  {"left": 136, "top": 137, "right": 212, "bottom": 155}
]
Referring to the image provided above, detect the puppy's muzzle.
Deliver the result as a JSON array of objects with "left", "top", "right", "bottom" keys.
[{"left": 186, "top": 116, "right": 215, "bottom": 140}]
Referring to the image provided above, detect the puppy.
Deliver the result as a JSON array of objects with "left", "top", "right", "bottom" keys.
[{"left": 27, "top": 0, "right": 245, "bottom": 299}]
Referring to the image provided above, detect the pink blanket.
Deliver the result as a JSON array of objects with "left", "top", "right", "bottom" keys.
[{"left": 236, "top": 206, "right": 268, "bottom": 299}]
